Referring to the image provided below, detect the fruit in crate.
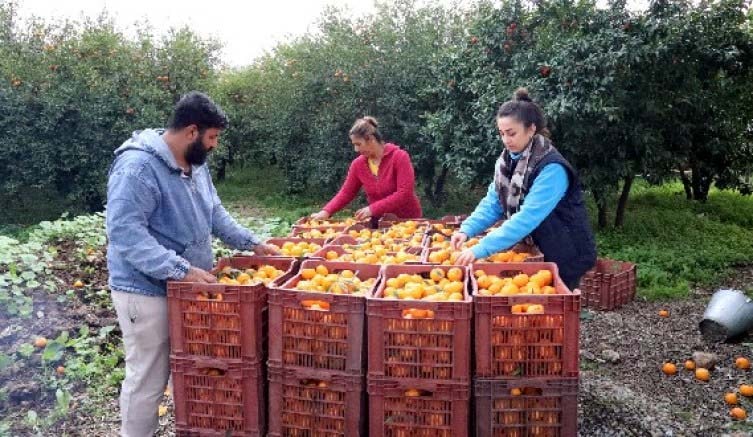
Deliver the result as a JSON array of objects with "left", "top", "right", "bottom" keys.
[
  {"left": 294, "top": 265, "right": 376, "bottom": 296},
  {"left": 303, "top": 218, "right": 357, "bottom": 227},
  {"left": 215, "top": 264, "right": 285, "bottom": 285},
  {"left": 382, "top": 267, "right": 465, "bottom": 301},
  {"left": 381, "top": 221, "right": 426, "bottom": 239},
  {"left": 272, "top": 240, "right": 322, "bottom": 256},
  {"left": 299, "top": 228, "right": 341, "bottom": 239},
  {"left": 328, "top": 248, "right": 419, "bottom": 265},
  {"left": 484, "top": 249, "right": 530, "bottom": 263},
  {"left": 475, "top": 269, "right": 555, "bottom": 296}
]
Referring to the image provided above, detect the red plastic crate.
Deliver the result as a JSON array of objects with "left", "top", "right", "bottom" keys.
[
  {"left": 268, "top": 260, "right": 381, "bottom": 373},
  {"left": 172, "top": 356, "right": 265, "bottom": 436},
  {"left": 367, "top": 376, "right": 470, "bottom": 437},
  {"left": 265, "top": 237, "right": 328, "bottom": 257},
  {"left": 579, "top": 258, "right": 637, "bottom": 311},
  {"left": 268, "top": 364, "right": 366, "bottom": 437},
  {"left": 367, "top": 264, "right": 472, "bottom": 382},
  {"left": 474, "top": 377, "right": 578, "bottom": 437},
  {"left": 471, "top": 262, "right": 580, "bottom": 378},
  {"left": 167, "top": 256, "right": 297, "bottom": 361}
]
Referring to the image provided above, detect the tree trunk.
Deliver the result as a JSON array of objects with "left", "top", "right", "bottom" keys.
[
  {"left": 593, "top": 191, "right": 608, "bottom": 229},
  {"left": 690, "top": 161, "right": 710, "bottom": 202},
  {"left": 679, "top": 165, "right": 693, "bottom": 200},
  {"left": 614, "top": 174, "right": 634, "bottom": 228},
  {"left": 431, "top": 167, "right": 449, "bottom": 206}
]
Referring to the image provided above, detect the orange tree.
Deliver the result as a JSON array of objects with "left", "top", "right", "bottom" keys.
[
  {"left": 0, "top": 5, "right": 219, "bottom": 217},
  {"left": 423, "top": 0, "right": 753, "bottom": 227},
  {"left": 215, "top": 0, "right": 464, "bottom": 195}
]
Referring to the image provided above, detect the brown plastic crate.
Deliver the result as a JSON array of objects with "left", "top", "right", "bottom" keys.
[
  {"left": 367, "top": 376, "right": 470, "bottom": 437},
  {"left": 268, "top": 364, "right": 366, "bottom": 437},
  {"left": 579, "top": 258, "right": 637, "bottom": 311},
  {"left": 474, "top": 377, "right": 578, "bottom": 437},
  {"left": 172, "top": 356, "right": 265, "bottom": 436},
  {"left": 471, "top": 262, "right": 580, "bottom": 379},
  {"left": 265, "top": 237, "right": 328, "bottom": 257},
  {"left": 268, "top": 260, "right": 381, "bottom": 373},
  {"left": 167, "top": 256, "right": 297, "bottom": 361},
  {"left": 367, "top": 264, "right": 472, "bottom": 382}
]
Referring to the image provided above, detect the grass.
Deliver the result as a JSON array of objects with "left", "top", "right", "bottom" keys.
[{"left": 592, "top": 181, "right": 753, "bottom": 300}]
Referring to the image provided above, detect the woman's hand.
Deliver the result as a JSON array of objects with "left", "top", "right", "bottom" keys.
[
  {"left": 450, "top": 232, "right": 469, "bottom": 251},
  {"left": 354, "top": 206, "right": 372, "bottom": 221},
  {"left": 253, "top": 243, "right": 281, "bottom": 256},
  {"left": 454, "top": 249, "right": 477, "bottom": 266},
  {"left": 310, "top": 210, "right": 330, "bottom": 220}
]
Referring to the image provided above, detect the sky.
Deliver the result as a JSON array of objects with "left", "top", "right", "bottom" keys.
[
  {"left": 12, "top": 0, "right": 384, "bottom": 67},
  {"left": 12, "top": 0, "right": 649, "bottom": 68}
]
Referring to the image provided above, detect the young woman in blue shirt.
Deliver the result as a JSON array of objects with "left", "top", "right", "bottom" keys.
[{"left": 452, "top": 88, "right": 596, "bottom": 290}]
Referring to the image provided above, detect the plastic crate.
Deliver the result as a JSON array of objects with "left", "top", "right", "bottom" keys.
[
  {"left": 265, "top": 237, "right": 328, "bottom": 257},
  {"left": 579, "top": 258, "right": 637, "bottom": 311},
  {"left": 367, "top": 376, "right": 470, "bottom": 437},
  {"left": 172, "top": 356, "right": 265, "bottom": 436},
  {"left": 268, "top": 260, "right": 381, "bottom": 373},
  {"left": 367, "top": 264, "right": 472, "bottom": 382},
  {"left": 168, "top": 256, "right": 297, "bottom": 361},
  {"left": 474, "top": 377, "right": 578, "bottom": 437},
  {"left": 471, "top": 262, "right": 580, "bottom": 379},
  {"left": 268, "top": 364, "right": 366, "bottom": 437}
]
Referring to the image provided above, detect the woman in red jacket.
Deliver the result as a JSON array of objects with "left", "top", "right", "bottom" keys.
[{"left": 311, "top": 116, "right": 422, "bottom": 222}]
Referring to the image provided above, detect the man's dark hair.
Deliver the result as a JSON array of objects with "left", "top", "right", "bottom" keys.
[{"left": 167, "top": 91, "right": 229, "bottom": 131}]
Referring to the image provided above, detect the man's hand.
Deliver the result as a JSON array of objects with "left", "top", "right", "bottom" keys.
[
  {"left": 253, "top": 243, "right": 281, "bottom": 256},
  {"left": 454, "top": 249, "right": 477, "bottom": 266},
  {"left": 354, "top": 206, "right": 372, "bottom": 221},
  {"left": 310, "top": 210, "right": 330, "bottom": 220},
  {"left": 450, "top": 232, "right": 469, "bottom": 251},
  {"left": 182, "top": 266, "right": 217, "bottom": 283}
]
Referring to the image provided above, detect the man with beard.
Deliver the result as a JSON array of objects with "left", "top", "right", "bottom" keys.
[{"left": 105, "top": 91, "right": 278, "bottom": 436}]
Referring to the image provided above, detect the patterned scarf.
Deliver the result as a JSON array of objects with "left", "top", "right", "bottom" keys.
[{"left": 494, "top": 133, "right": 554, "bottom": 218}]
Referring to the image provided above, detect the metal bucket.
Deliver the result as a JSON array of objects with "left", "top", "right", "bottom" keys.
[{"left": 699, "top": 289, "right": 753, "bottom": 342}]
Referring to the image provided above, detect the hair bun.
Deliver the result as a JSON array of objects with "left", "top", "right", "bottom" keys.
[
  {"left": 513, "top": 87, "right": 532, "bottom": 102},
  {"left": 362, "top": 116, "right": 379, "bottom": 128}
]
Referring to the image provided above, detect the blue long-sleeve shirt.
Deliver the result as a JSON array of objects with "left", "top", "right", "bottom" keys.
[{"left": 460, "top": 161, "right": 569, "bottom": 259}]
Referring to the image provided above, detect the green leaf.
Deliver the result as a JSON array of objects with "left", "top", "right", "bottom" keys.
[{"left": 17, "top": 344, "right": 34, "bottom": 358}]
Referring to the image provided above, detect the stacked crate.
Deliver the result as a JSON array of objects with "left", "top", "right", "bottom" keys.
[
  {"left": 267, "top": 260, "right": 379, "bottom": 436},
  {"left": 367, "top": 264, "right": 473, "bottom": 437},
  {"left": 470, "top": 262, "right": 580, "bottom": 437},
  {"left": 167, "top": 255, "right": 297, "bottom": 436}
]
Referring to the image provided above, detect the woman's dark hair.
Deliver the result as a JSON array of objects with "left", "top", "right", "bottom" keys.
[
  {"left": 497, "top": 88, "right": 549, "bottom": 136},
  {"left": 349, "top": 116, "right": 383, "bottom": 142},
  {"left": 168, "top": 91, "right": 229, "bottom": 131}
]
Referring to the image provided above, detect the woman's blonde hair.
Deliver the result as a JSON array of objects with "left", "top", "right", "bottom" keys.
[{"left": 349, "top": 116, "right": 383, "bottom": 142}]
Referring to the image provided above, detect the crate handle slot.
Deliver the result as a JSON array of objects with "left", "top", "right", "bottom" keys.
[
  {"left": 402, "top": 308, "right": 435, "bottom": 319},
  {"left": 511, "top": 303, "right": 545, "bottom": 314},
  {"left": 300, "top": 299, "right": 331, "bottom": 311}
]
